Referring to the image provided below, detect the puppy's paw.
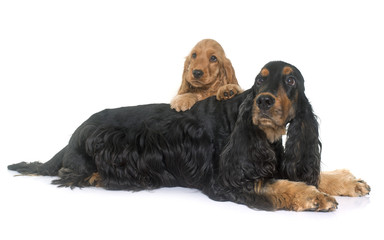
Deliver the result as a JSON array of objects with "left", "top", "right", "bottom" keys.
[
  {"left": 216, "top": 84, "right": 243, "bottom": 100},
  {"left": 171, "top": 93, "right": 198, "bottom": 112}
]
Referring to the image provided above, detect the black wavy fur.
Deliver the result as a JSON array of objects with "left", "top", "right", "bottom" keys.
[{"left": 8, "top": 61, "right": 321, "bottom": 210}]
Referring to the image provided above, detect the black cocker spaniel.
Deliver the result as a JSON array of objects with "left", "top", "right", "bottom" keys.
[{"left": 8, "top": 61, "right": 338, "bottom": 211}]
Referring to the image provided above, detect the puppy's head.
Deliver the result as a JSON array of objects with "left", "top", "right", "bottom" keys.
[
  {"left": 251, "top": 61, "right": 305, "bottom": 142},
  {"left": 183, "top": 39, "right": 236, "bottom": 88}
]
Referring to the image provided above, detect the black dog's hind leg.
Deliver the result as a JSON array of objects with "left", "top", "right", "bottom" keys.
[{"left": 52, "top": 147, "right": 97, "bottom": 189}]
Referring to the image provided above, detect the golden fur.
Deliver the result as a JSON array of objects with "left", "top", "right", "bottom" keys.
[{"left": 171, "top": 39, "right": 242, "bottom": 111}]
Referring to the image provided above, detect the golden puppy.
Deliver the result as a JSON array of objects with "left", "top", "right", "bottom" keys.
[{"left": 171, "top": 39, "right": 242, "bottom": 111}]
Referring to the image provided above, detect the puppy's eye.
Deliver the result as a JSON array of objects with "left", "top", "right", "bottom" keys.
[
  {"left": 210, "top": 55, "right": 217, "bottom": 62},
  {"left": 192, "top": 53, "right": 196, "bottom": 59},
  {"left": 256, "top": 78, "right": 264, "bottom": 86},
  {"left": 285, "top": 77, "right": 296, "bottom": 86}
]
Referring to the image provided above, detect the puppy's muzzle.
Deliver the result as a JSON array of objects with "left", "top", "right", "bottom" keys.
[{"left": 192, "top": 69, "right": 204, "bottom": 79}]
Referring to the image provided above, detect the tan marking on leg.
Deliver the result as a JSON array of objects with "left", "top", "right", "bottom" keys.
[
  {"left": 318, "top": 169, "right": 371, "bottom": 197},
  {"left": 263, "top": 180, "right": 338, "bottom": 211},
  {"left": 85, "top": 172, "right": 102, "bottom": 187},
  {"left": 254, "top": 180, "right": 263, "bottom": 194}
]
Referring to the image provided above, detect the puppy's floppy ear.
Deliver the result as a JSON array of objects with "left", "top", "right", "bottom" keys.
[
  {"left": 220, "top": 57, "right": 238, "bottom": 85},
  {"left": 219, "top": 93, "right": 276, "bottom": 189},
  {"left": 178, "top": 55, "right": 191, "bottom": 94},
  {"left": 282, "top": 93, "right": 321, "bottom": 187}
]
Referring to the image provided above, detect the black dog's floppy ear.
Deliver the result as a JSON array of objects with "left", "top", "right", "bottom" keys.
[
  {"left": 219, "top": 93, "right": 277, "bottom": 189},
  {"left": 282, "top": 89, "right": 321, "bottom": 187}
]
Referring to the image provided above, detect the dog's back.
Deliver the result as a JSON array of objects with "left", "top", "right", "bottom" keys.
[{"left": 8, "top": 91, "right": 249, "bottom": 191}]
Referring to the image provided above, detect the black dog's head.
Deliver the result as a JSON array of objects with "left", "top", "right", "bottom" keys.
[
  {"left": 252, "top": 61, "right": 304, "bottom": 142},
  {"left": 220, "top": 61, "right": 321, "bottom": 188}
]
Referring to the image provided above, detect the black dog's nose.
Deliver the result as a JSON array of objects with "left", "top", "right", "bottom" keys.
[
  {"left": 193, "top": 69, "right": 204, "bottom": 79},
  {"left": 256, "top": 95, "right": 275, "bottom": 110}
]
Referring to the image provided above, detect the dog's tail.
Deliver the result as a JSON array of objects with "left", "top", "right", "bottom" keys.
[{"left": 8, "top": 146, "right": 66, "bottom": 176}]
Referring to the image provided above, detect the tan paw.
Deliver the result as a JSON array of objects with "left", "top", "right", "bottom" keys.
[
  {"left": 319, "top": 169, "right": 371, "bottom": 197},
  {"left": 267, "top": 180, "right": 338, "bottom": 212},
  {"left": 353, "top": 179, "right": 371, "bottom": 197},
  {"left": 216, "top": 84, "right": 243, "bottom": 100},
  {"left": 293, "top": 186, "right": 338, "bottom": 212},
  {"left": 170, "top": 93, "right": 198, "bottom": 112}
]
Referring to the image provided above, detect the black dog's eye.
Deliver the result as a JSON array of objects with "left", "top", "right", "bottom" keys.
[
  {"left": 256, "top": 78, "right": 265, "bottom": 86},
  {"left": 285, "top": 77, "right": 296, "bottom": 86},
  {"left": 210, "top": 55, "right": 217, "bottom": 62},
  {"left": 192, "top": 53, "right": 197, "bottom": 59}
]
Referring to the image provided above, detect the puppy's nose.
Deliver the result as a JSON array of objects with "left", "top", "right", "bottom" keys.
[
  {"left": 256, "top": 95, "right": 275, "bottom": 110},
  {"left": 192, "top": 69, "right": 204, "bottom": 79}
]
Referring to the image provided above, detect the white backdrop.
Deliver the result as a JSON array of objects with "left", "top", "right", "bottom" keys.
[{"left": 1, "top": 1, "right": 383, "bottom": 239}]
